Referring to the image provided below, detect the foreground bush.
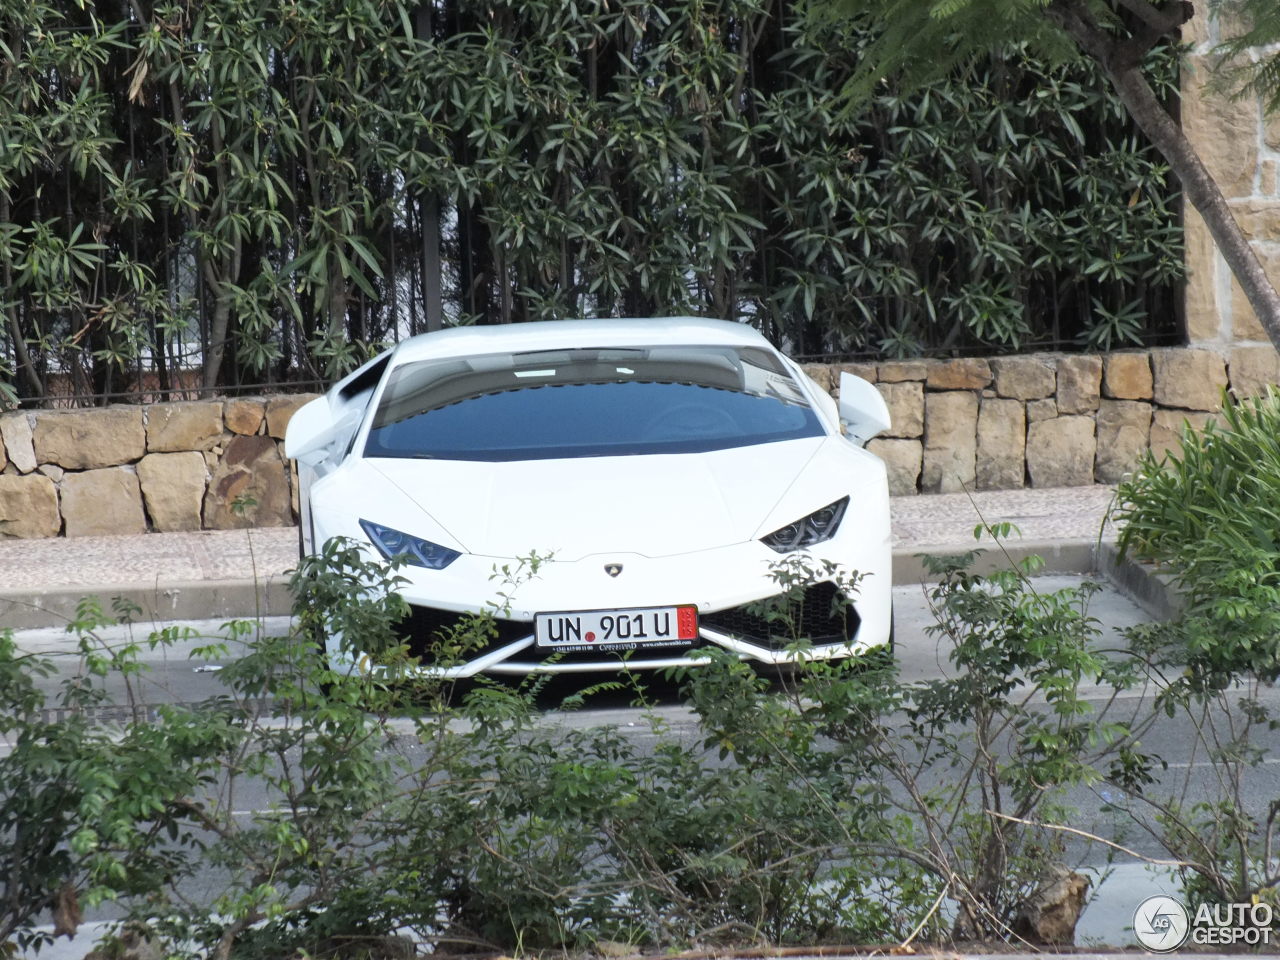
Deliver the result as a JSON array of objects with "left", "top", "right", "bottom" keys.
[
  {"left": 1116, "top": 387, "right": 1280, "bottom": 686},
  {"left": 1112, "top": 389, "right": 1280, "bottom": 916},
  {"left": 680, "top": 549, "right": 1142, "bottom": 943},
  {"left": 5, "top": 517, "right": 1278, "bottom": 956}
]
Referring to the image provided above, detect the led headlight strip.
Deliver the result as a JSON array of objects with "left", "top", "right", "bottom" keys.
[
  {"left": 760, "top": 497, "right": 849, "bottom": 553},
  {"left": 359, "top": 519, "right": 461, "bottom": 569}
]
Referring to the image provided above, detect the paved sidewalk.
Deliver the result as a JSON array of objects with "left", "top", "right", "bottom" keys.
[
  {"left": 0, "top": 485, "right": 1122, "bottom": 629},
  {"left": 892, "top": 483, "right": 1117, "bottom": 547}
]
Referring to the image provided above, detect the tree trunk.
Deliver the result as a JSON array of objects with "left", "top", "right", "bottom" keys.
[
  {"left": 0, "top": 194, "right": 43, "bottom": 400},
  {"left": 1108, "top": 64, "right": 1280, "bottom": 347},
  {"left": 327, "top": 254, "right": 349, "bottom": 340},
  {"left": 203, "top": 278, "right": 232, "bottom": 391},
  {"left": 1052, "top": 0, "right": 1280, "bottom": 352},
  {"left": 416, "top": 3, "right": 444, "bottom": 332}
]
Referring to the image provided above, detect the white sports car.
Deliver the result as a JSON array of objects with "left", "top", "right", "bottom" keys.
[{"left": 285, "top": 317, "right": 893, "bottom": 677}]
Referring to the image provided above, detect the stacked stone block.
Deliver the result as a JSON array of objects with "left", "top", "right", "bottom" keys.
[
  {"left": 0, "top": 395, "right": 316, "bottom": 538},
  {"left": 2, "top": 338, "right": 1279, "bottom": 539},
  {"left": 807, "top": 346, "right": 1275, "bottom": 497}
]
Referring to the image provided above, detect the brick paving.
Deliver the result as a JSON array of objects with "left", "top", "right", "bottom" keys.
[{"left": 891, "top": 483, "right": 1118, "bottom": 548}]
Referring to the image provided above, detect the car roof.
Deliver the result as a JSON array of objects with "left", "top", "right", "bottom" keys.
[{"left": 388, "top": 317, "right": 776, "bottom": 365}]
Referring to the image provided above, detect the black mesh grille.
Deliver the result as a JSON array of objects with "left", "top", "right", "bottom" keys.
[
  {"left": 396, "top": 604, "right": 532, "bottom": 661},
  {"left": 701, "top": 581, "right": 859, "bottom": 650}
]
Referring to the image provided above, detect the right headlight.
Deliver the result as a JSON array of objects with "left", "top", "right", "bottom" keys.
[
  {"left": 760, "top": 497, "right": 849, "bottom": 553},
  {"left": 359, "top": 519, "right": 461, "bottom": 570}
]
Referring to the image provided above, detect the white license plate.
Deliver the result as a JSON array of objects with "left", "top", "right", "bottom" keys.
[{"left": 534, "top": 604, "right": 699, "bottom": 650}]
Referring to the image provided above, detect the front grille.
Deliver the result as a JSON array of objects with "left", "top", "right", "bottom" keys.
[
  {"left": 396, "top": 604, "right": 532, "bottom": 662},
  {"left": 701, "top": 581, "right": 859, "bottom": 650}
]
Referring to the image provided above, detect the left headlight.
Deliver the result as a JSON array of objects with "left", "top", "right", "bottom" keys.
[
  {"left": 760, "top": 497, "right": 849, "bottom": 553},
  {"left": 359, "top": 519, "right": 461, "bottom": 570}
]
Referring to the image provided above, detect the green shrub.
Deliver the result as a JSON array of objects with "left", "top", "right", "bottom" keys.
[
  {"left": 7, "top": 537, "right": 1229, "bottom": 956},
  {"left": 1116, "top": 388, "right": 1280, "bottom": 686},
  {"left": 0, "top": 603, "right": 236, "bottom": 955},
  {"left": 676, "top": 549, "right": 1140, "bottom": 943},
  {"left": 1112, "top": 389, "right": 1280, "bottom": 915},
  {"left": 0, "top": 0, "right": 1181, "bottom": 401}
]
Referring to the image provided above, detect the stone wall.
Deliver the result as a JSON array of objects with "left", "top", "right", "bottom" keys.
[
  {"left": 0, "top": 396, "right": 317, "bottom": 538},
  {"left": 1, "top": 340, "right": 1278, "bottom": 537},
  {"left": 803, "top": 346, "right": 1278, "bottom": 497}
]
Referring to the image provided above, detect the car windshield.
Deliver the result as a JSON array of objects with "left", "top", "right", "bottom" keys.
[{"left": 364, "top": 344, "right": 825, "bottom": 461}]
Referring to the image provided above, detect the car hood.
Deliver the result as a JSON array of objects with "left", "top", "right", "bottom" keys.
[{"left": 366, "top": 437, "right": 834, "bottom": 561}]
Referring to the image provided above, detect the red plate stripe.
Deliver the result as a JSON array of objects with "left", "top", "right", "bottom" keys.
[{"left": 677, "top": 605, "right": 699, "bottom": 640}]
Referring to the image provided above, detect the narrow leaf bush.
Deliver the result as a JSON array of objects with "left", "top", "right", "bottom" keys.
[
  {"left": 1115, "top": 388, "right": 1280, "bottom": 685},
  {"left": 0, "top": 0, "right": 1182, "bottom": 403}
]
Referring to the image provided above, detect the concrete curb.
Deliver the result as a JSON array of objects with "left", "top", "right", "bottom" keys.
[
  {"left": 892, "top": 538, "right": 1102, "bottom": 585},
  {"left": 895, "top": 538, "right": 1184, "bottom": 620},
  {"left": 0, "top": 576, "right": 296, "bottom": 630},
  {"left": 2, "top": 540, "right": 1178, "bottom": 630},
  {"left": 1095, "top": 542, "right": 1183, "bottom": 620}
]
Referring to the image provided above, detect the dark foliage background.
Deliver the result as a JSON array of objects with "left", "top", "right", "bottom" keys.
[{"left": 0, "top": 0, "right": 1184, "bottom": 405}]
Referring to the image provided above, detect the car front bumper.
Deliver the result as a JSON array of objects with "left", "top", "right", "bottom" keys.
[
  {"left": 307, "top": 467, "right": 893, "bottom": 678},
  {"left": 319, "top": 535, "right": 891, "bottom": 679}
]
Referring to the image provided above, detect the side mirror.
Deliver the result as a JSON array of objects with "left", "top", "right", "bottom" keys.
[
  {"left": 837, "top": 372, "right": 891, "bottom": 446},
  {"left": 284, "top": 396, "right": 340, "bottom": 466}
]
